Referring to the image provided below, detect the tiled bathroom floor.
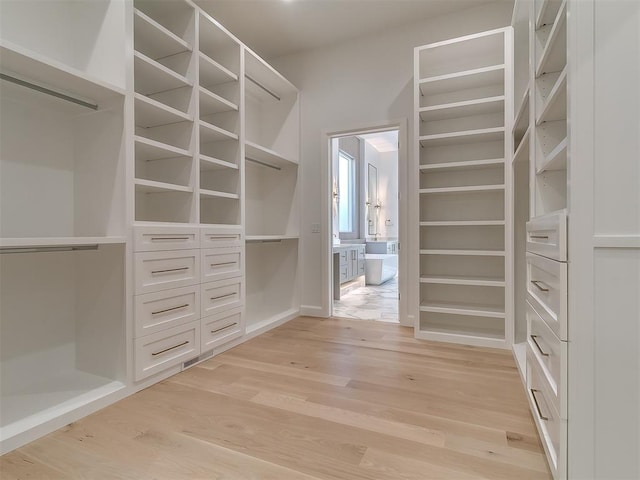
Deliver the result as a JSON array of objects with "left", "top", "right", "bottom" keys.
[{"left": 332, "top": 276, "right": 399, "bottom": 323}]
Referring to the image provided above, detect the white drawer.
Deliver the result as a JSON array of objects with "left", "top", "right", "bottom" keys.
[
  {"left": 201, "top": 247, "right": 242, "bottom": 283},
  {"left": 527, "top": 350, "right": 567, "bottom": 480},
  {"left": 527, "top": 300, "right": 567, "bottom": 418},
  {"left": 201, "top": 308, "right": 243, "bottom": 352},
  {"left": 526, "top": 252, "right": 567, "bottom": 340},
  {"left": 134, "top": 320, "right": 200, "bottom": 381},
  {"left": 526, "top": 210, "right": 567, "bottom": 262},
  {"left": 135, "top": 249, "right": 200, "bottom": 295},
  {"left": 201, "top": 277, "right": 243, "bottom": 318},
  {"left": 201, "top": 227, "right": 242, "bottom": 249},
  {"left": 134, "top": 285, "right": 200, "bottom": 338},
  {"left": 134, "top": 226, "right": 199, "bottom": 252}
]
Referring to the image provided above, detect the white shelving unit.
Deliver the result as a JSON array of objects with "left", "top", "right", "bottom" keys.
[
  {"left": 243, "top": 49, "right": 301, "bottom": 335},
  {"left": 414, "top": 28, "right": 513, "bottom": 348},
  {"left": 133, "top": 0, "right": 197, "bottom": 225},
  {"left": 511, "top": 0, "right": 533, "bottom": 383},
  {"left": 129, "top": 0, "right": 300, "bottom": 390},
  {"left": 513, "top": 0, "right": 569, "bottom": 478},
  {"left": 0, "top": 2, "right": 128, "bottom": 453}
]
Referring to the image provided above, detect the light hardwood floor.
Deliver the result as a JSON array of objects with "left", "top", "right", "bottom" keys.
[{"left": 0, "top": 317, "right": 551, "bottom": 479}]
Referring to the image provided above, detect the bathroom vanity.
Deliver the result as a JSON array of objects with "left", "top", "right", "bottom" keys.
[{"left": 332, "top": 244, "right": 365, "bottom": 299}]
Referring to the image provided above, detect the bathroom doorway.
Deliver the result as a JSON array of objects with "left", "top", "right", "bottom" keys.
[{"left": 330, "top": 129, "right": 400, "bottom": 323}]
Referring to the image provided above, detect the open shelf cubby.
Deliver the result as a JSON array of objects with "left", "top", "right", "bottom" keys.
[
  {"left": 245, "top": 50, "right": 299, "bottom": 163},
  {"left": 245, "top": 239, "right": 299, "bottom": 333},
  {"left": 0, "top": 45, "right": 126, "bottom": 240},
  {"left": 245, "top": 159, "right": 299, "bottom": 237},
  {"left": 0, "top": 244, "right": 126, "bottom": 445}
]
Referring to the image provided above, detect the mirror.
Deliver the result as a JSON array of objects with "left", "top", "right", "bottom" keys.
[{"left": 367, "top": 164, "right": 378, "bottom": 236}]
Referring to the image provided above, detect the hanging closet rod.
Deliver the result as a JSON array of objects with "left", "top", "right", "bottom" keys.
[
  {"left": 246, "top": 157, "right": 281, "bottom": 171},
  {"left": 0, "top": 73, "right": 98, "bottom": 110},
  {"left": 0, "top": 245, "right": 99, "bottom": 255},
  {"left": 245, "top": 75, "right": 281, "bottom": 101}
]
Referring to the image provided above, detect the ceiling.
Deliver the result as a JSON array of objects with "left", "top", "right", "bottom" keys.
[
  {"left": 360, "top": 131, "right": 398, "bottom": 153},
  {"left": 195, "top": 0, "right": 509, "bottom": 59}
]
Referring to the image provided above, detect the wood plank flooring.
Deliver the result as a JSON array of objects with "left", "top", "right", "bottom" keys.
[{"left": 0, "top": 317, "right": 551, "bottom": 479}]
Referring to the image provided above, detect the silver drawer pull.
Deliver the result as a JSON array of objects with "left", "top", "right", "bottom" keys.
[
  {"left": 530, "top": 335, "right": 550, "bottom": 356},
  {"left": 210, "top": 261, "right": 236, "bottom": 267},
  {"left": 530, "top": 235, "right": 549, "bottom": 240},
  {"left": 530, "top": 388, "right": 549, "bottom": 421},
  {"left": 150, "top": 237, "right": 191, "bottom": 241},
  {"left": 530, "top": 280, "right": 550, "bottom": 292},
  {"left": 210, "top": 293, "right": 235, "bottom": 301},
  {"left": 151, "top": 340, "right": 189, "bottom": 356},
  {"left": 151, "top": 303, "right": 189, "bottom": 316},
  {"left": 151, "top": 267, "right": 189, "bottom": 275},
  {"left": 208, "top": 236, "right": 237, "bottom": 240},
  {"left": 211, "top": 323, "right": 237, "bottom": 334}
]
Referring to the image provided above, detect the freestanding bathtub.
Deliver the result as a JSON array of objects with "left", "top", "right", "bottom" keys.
[{"left": 365, "top": 254, "right": 398, "bottom": 285}]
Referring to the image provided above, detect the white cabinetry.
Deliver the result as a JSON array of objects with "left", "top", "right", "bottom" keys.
[
  {"left": 413, "top": 28, "right": 513, "bottom": 348},
  {"left": 130, "top": 0, "right": 300, "bottom": 378},
  {"left": 0, "top": 1, "right": 129, "bottom": 454},
  {"left": 513, "top": 2, "right": 640, "bottom": 479}
]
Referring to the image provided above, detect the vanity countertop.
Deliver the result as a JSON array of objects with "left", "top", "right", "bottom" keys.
[{"left": 332, "top": 244, "right": 364, "bottom": 252}]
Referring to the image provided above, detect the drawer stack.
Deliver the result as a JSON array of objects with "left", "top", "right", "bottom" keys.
[
  {"left": 133, "top": 226, "right": 244, "bottom": 381},
  {"left": 524, "top": 210, "right": 567, "bottom": 478}
]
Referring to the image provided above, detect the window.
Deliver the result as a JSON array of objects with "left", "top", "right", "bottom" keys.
[{"left": 338, "top": 151, "right": 356, "bottom": 234}]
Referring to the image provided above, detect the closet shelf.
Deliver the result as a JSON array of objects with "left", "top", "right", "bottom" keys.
[
  {"left": 199, "top": 52, "right": 238, "bottom": 86},
  {"left": 535, "top": 0, "right": 567, "bottom": 76},
  {"left": 416, "top": 326, "right": 506, "bottom": 343},
  {"left": 536, "top": 0, "right": 563, "bottom": 29},
  {"left": 200, "top": 154, "right": 238, "bottom": 171},
  {"left": 536, "top": 66, "right": 567, "bottom": 124},
  {"left": 419, "top": 220, "right": 505, "bottom": 226},
  {"left": 419, "top": 184, "right": 505, "bottom": 194},
  {"left": 420, "top": 275, "right": 506, "bottom": 287},
  {"left": 418, "top": 64, "right": 504, "bottom": 96},
  {"left": 419, "top": 127, "right": 505, "bottom": 147},
  {"left": 245, "top": 235, "right": 299, "bottom": 242},
  {"left": 134, "top": 135, "right": 192, "bottom": 162},
  {"left": 419, "top": 158, "right": 503, "bottom": 172},
  {"left": 133, "top": 9, "right": 192, "bottom": 60},
  {"left": 0, "top": 40, "right": 125, "bottom": 105},
  {"left": 419, "top": 301, "right": 506, "bottom": 318},
  {"left": 513, "top": 126, "right": 531, "bottom": 165},
  {"left": 200, "top": 189, "right": 240, "bottom": 200},
  {"left": 537, "top": 137, "right": 567, "bottom": 173},
  {"left": 245, "top": 141, "right": 298, "bottom": 168},
  {"left": 199, "top": 86, "right": 238, "bottom": 115},
  {"left": 0, "top": 237, "right": 127, "bottom": 249},
  {"left": 245, "top": 49, "right": 297, "bottom": 102},
  {"left": 134, "top": 93, "right": 192, "bottom": 128},
  {"left": 135, "top": 178, "right": 193, "bottom": 194},
  {"left": 134, "top": 51, "right": 192, "bottom": 96},
  {"left": 513, "top": 87, "right": 530, "bottom": 133},
  {"left": 420, "top": 249, "right": 505, "bottom": 256},
  {"left": 199, "top": 121, "right": 238, "bottom": 143},
  {"left": 419, "top": 96, "right": 504, "bottom": 122}
]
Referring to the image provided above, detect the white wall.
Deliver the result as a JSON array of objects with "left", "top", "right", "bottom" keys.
[{"left": 271, "top": 1, "right": 512, "bottom": 317}]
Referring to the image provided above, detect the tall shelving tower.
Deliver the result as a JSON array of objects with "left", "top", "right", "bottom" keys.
[{"left": 413, "top": 28, "right": 513, "bottom": 348}]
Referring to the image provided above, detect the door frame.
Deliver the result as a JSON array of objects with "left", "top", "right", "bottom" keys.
[{"left": 321, "top": 118, "right": 410, "bottom": 326}]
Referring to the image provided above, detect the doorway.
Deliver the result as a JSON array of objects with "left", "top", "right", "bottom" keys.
[{"left": 330, "top": 129, "right": 400, "bottom": 323}]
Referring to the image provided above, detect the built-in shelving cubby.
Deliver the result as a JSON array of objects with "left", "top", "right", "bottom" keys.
[
  {"left": 0, "top": 2, "right": 128, "bottom": 451},
  {"left": 0, "top": 43, "right": 126, "bottom": 241},
  {"left": 245, "top": 239, "right": 299, "bottom": 334},
  {"left": 414, "top": 28, "right": 512, "bottom": 347}
]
